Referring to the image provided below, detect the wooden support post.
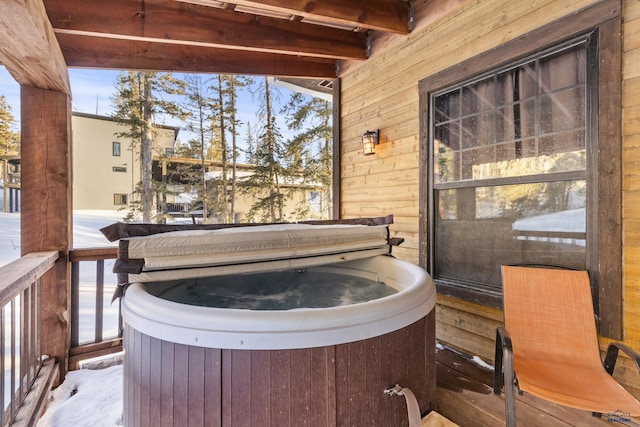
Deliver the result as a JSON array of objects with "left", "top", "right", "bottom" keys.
[{"left": 20, "top": 86, "right": 72, "bottom": 383}]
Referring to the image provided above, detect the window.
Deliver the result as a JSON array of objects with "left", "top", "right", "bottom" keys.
[
  {"left": 114, "top": 194, "right": 128, "bottom": 205},
  {"left": 432, "top": 41, "right": 588, "bottom": 294},
  {"left": 166, "top": 148, "right": 175, "bottom": 157},
  {"left": 307, "top": 191, "right": 322, "bottom": 213},
  {"left": 418, "top": 1, "right": 621, "bottom": 337},
  {"left": 112, "top": 166, "right": 127, "bottom": 173},
  {"left": 112, "top": 141, "right": 121, "bottom": 157}
]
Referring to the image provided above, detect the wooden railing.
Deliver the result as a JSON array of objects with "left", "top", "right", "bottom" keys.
[
  {"left": 0, "top": 251, "right": 59, "bottom": 427},
  {"left": 69, "top": 247, "right": 121, "bottom": 370},
  {"left": 0, "top": 247, "right": 122, "bottom": 425}
]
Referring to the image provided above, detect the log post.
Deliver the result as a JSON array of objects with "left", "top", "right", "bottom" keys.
[{"left": 20, "top": 85, "right": 73, "bottom": 382}]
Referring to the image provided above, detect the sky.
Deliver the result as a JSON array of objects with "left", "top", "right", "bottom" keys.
[
  {"left": 0, "top": 66, "right": 296, "bottom": 151},
  {"left": 0, "top": 67, "right": 123, "bottom": 125}
]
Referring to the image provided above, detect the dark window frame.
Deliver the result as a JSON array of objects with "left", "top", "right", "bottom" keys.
[
  {"left": 114, "top": 193, "right": 128, "bottom": 205},
  {"left": 418, "top": 0, "right": 621, "bottom": 338},
  {"left": 112, "top": 141, "right": 121, "bottom": 157}
]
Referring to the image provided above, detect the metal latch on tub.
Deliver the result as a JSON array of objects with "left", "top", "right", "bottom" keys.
[{"left": 384, "top": 384, "right": 422, "bottom": 427}]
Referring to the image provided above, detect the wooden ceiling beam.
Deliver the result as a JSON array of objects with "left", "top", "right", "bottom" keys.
[
  {"left": 44, "top": 0, "right": 368, "bottom": 60},
  {"left": 56, "top": 33, "right": 338, "bottom": 78},
  {"left": 0, "top": 0, "right": 70, "bottom": 94},
  {"left": 224, "top": 0, "right": 411, "bottom": 34}
]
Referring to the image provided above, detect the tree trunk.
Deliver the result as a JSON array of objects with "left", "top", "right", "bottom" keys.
[
  {"left": 264, "top": 78, "right": 277, "bottom": 222},
  {"left": 218, "top": 75, "right": 229, "bottom": 223},
  {"left": 141, "top": 77, "right": 154, "bottom": 223},
  {"left": 230, "top": 79, "right": 237, "bottom": 223},
  {"left": 198, "top": 78, "right": 208, "bottom": 222}
]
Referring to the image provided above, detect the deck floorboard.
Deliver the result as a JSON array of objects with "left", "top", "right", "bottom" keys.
[{"left": 435, "top": 345, "right": 639, "bottom": 426}]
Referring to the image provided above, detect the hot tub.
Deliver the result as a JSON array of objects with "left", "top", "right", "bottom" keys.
[{"left": 111, "top": 221, "right": 437, "bottom": 426}]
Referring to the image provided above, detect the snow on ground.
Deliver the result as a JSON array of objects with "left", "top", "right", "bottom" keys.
[
  {"left": 0, "top": 210, "right": 123, "bottom": 267},
  {"left": 0, "top": 211, "right": 22, "bottom": 265},
  {"left": 37, "top": 365, "right": 123, "bottom": 427},
  {"left": 0, "top": 210, "right": 127, "bottom": 427}
]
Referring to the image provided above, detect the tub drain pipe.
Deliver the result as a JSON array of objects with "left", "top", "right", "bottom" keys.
[{"left": 384, "top": 384, "right": 422, "bottom": 427}]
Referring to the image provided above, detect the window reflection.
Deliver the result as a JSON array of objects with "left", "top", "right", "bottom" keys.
[
  {"left": 435, "top": 181, "right": 586, "bottom": 290},
  {"left": 433, "top": 44, "right": 587, "bottom": 185}
]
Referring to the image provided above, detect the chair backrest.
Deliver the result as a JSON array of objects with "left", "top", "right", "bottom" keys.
[{"left": 501, "top": 265, "right": 603, "bottom": 369}]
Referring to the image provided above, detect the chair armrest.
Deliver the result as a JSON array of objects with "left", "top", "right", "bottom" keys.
[
  {"left": 604, "top": 342, "right": 640, "bottom": 375},
  {"left": 494, "top": 326, "right": 513, "bottom": 395}
]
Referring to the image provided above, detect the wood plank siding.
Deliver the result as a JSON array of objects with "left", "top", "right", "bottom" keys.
[
  {"left": 338, "top": 0, "right": 640, "bottom": 396},
  {"left": 123, "top": 312, "right": 436, "bottom": 427}
]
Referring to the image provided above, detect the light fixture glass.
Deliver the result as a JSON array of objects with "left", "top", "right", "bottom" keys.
[{"left": 362, "top": 130, "right": 379, "bottom": 156}]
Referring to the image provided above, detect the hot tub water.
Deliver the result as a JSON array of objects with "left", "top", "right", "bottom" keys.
[{"left": 147, "top": 268, "right": 398, "bottom": 310}]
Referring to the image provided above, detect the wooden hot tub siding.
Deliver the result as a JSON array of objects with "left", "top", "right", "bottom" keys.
[{"left": 123, "top": 311, "right": 436, "bottom": 427}]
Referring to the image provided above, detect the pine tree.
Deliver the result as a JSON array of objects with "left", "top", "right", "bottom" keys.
[
  {"left": 222, "top": 75, "right": 252, "bottom": 222},
  {"left": 281, "top": 92, "right": 333, "bottom": 218},
  {"left": 244, "top": 121, "right": 258, "bottom": 164},
  {"left": 241, "top": 77, "right": 288, "bottom": 222},
  {"left": 0, "top": 96, "right": 19, "bottom": 155},
  {"left": 182, "top": 73, "right": 214, "bottom": 221},
  {"left": 212, "top": 75, "right": 230, "bottom": 222},
  {"left": 111, "top": 71, "right": 187, "bottom": 223}
]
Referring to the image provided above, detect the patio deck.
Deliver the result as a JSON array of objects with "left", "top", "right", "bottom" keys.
[{"left": 435, "top": 345, "right": 639, "bottom": 427}]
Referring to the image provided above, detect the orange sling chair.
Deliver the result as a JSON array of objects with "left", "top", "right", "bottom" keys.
[{"left": 494, "top": 265, "right": 640, "bottom": 426}]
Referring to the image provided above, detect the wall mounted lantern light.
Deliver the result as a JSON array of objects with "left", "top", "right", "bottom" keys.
[{"left": 362, "top": 130, "right": 379, "bottom": 156}]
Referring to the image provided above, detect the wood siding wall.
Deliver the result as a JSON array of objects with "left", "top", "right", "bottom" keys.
[
  {"left": 123, "top": 312, "right": 436, "bottom": 426},
  {"left": 339, "top": 0, "right": 640, "bottom": 395},
  {"left": 621, "top": 0, "right": 640, "bottom": 396}
]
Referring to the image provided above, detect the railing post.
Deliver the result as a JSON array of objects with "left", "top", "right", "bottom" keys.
[
  {"left": 0, "top": 303, "right": 4, "bottom": 417},
  {"left": 95, "top": 260, "right": 104, "bottom": 343},
  {"left": 70, "top": 262, "right": 80, "bottom": 347},
  {"left": 10, "top": 298, "right": 17, "bottom": 423}
]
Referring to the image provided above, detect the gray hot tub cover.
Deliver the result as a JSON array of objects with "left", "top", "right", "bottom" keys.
[{"left": 104, "top": 215, "right": 402, "bottom": 290}]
